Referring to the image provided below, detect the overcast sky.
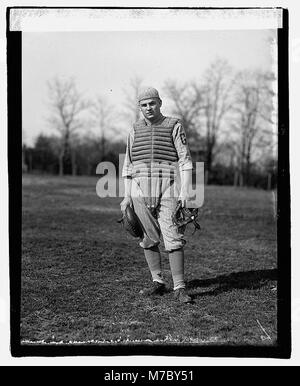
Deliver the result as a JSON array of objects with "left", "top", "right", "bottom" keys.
[{"left": 22, "top": 29, "right": 277, "bottom": 146}]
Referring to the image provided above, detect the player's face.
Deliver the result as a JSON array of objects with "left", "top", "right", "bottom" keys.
[{"left": 139, "top": 98, "right": 162, "bottom": 121}]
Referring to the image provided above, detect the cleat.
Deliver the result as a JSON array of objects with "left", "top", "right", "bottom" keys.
[
  {"left": 140, "top": 281, "right": 167, "bottom": 297},
  {"left": 174, "top": 288, "right": 192, "bottom": 303}
]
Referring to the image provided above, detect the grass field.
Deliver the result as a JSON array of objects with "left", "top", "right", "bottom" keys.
[{"left": 21, "top": 174, "right": 277, "bottom": 346}]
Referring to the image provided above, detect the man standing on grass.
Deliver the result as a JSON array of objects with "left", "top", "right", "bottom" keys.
[{"left": 120, "top": 87, "right": 193, "bottom": 303}]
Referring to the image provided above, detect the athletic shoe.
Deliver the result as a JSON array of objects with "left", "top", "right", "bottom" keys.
[
  {"left": 174, "top": 288, "right": 192, "bottom": 303},
  {"left": 140, "top": 281, "right": 167, "bottom": 297}
]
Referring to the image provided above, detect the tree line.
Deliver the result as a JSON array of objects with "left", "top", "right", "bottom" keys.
[{"left": 22, "top": 58, "right": 277, "bottom": 189}]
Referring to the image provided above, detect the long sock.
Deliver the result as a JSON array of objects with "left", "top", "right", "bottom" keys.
[
  {"left": 143, "top": 246, "right": 164, "bottom": 284},
  {"left": 168, "top": 248, "right": 185, "bottom": 290}
]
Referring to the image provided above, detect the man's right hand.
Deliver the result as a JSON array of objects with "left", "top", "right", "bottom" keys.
[{"left": 120, "top": 196, "right": 133, "bottom": 213}]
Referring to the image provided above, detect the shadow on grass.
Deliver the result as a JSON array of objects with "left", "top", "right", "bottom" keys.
[{"left": 187, "top": 268, "right": 277, "bottom": 298}]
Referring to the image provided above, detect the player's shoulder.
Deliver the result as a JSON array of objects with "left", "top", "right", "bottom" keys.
[
  {"left": 134, "top": 118, "right": 145, "bottom": 124},
  {"left": 164, "top": 116, "right": 182, "bottom": 127},
  {"left": 125, "top": 125, "right": 135, "bottom": 140},
  {"left": 133, "top": 118, "right": 146, "bottom": 129}
]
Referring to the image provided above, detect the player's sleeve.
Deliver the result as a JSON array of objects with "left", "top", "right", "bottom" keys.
[
  {"left": 172, "top": 122, "right": 193, "bottom": 171},
  {"left": 122, "top": 128, "right": 134, "bottom": 178}
]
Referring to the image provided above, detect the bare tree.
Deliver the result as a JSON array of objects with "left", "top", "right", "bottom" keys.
[
  {"left": 164, "top": 59, "right": 234, "bottom": 170},
  {"left": 231, "top": 70, "right": 275, "bottom": 185},
  {"left": 47, "top": 76, "right": 89, "bottom": 176},
  {"left": 163, "top": 80, "right": 203, "bottom": 142},
  {"left": 89, "top": 95, "right": 116, "bottom": 161},
  {"left": 200, "top": 58, "right": 234, "bottom": 174},
  {"left": 123, "top": 75, "right": 143, "bottom": 122}
]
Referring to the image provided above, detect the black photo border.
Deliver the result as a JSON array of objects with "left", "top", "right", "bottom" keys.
[{"left": 7, "top": 6, "right": 291, "bottom": 359}]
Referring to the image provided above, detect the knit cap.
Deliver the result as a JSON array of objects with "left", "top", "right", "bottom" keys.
[{"left": 137, "top": 87, "right": 161, "bottom": 103}]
